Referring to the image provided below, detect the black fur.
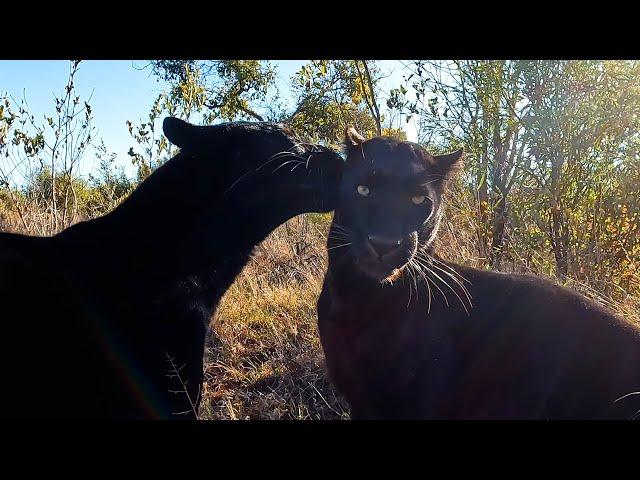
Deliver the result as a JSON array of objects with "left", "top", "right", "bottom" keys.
[
  {"left": 317, "top": 133, "right": 640, "bottom": 420},
  {"left": 0, "top": 118, "right": 344, "bottom": 419}
]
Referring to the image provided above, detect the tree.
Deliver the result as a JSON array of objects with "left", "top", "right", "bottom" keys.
[
  {"left": 149, "top": 60, "right": 278, "bottom": 122},
  {"left": 142, "top": 60, "right": 388, "bottom": 148},
  {"left": 404, "top": 60, "right": 530, "bottom": 269},
  {"left": 519, "top": 60, "right": 640, "bottom": 282},
  {"left": 0, "top": 60, "right": 96, "bottom": 234},
  {"left": 287, "top": 60, "right": 382, "bottom": 143},
  {"left": 397, "top": 59, "right": 640, "bottom": 298}
]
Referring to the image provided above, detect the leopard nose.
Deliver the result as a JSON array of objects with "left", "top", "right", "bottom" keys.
[{"left": 367, "top": 235, "right": 402, "bottom": 258}]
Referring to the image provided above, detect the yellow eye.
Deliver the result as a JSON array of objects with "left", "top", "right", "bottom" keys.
[
  {"left": 411, "top": 194, "right": 426, "bottom": 205},
  {"left": 357, "top": 185, "right": 370, "bottom": 197}
]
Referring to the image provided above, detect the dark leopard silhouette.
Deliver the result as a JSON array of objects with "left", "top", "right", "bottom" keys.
[
  {"left": 0, "top": 117, "right": 344, "bottom": 419},
  {"left": 317, "top": 128, "right": 640, "bottom": 420}
]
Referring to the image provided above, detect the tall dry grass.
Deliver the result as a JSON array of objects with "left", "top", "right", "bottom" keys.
[{"left": 200, "top": 213, "right": 349, "bottom": 419}]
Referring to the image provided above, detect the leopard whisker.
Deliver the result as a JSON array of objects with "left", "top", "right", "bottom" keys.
[
  {"left": 226, "top": 149, "right": 312, "bottom": 194},
  {"left": 413, "top": 256, "right": 456, "bottom": 309},
  {"left": 255, "top": 151, "right": 305, "bottom": 172},
  {"left": 429, "top": 255, "right": 473, "bottom": 285},
  {"left": 272, "top": 159, "right": 305, "bottom": 174},
  {"left": 327, "top": 242, "right": 352, "bottom": 251},
  {"left": 405, "top": 260, "right": 421, "bottom": 308},
  {"left": 411, "top": 259, "right": 432, "bottom": 314},
  {"left": 417, "top": 253, "right": 473, "bottom": 309},
  {"left": 415, "top": 255, "right": 470, "bottom": 316},
  {"left": 404, "top": 262, "right": 414, "bottom": 308}
]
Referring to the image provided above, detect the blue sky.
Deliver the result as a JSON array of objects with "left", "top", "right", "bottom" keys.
[{"left": 1, "top": 60, "right": 415, "bottom": 178}]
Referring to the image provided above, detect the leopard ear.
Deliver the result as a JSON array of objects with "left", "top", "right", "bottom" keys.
[
  {"left": 163, "top": 117, "right": 197, "bottom": 150},
  {"left": 433, "top": 148, "right": 464, "bottom": 174},
  {"left": 345, "top": 126, "right": 366, "bottom": 147},
  {"left": 343, "top": 126, "right": 367, "bottom": 163}
]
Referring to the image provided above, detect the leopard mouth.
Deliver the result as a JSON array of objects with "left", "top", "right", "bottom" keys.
[
  {"left": 357, "top": 261, "right": 405, "bottom": 283},
  {"left": 351, "top": 232, "right": 419, "bottom": 283},
  {"left": 356, "top": 252, "right": 414, "bottom": 283}
]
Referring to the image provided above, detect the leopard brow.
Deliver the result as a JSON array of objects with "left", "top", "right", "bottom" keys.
[
  {"left": 360, "top": 172, "right": 436, "bottom": 190},
  {"left": 407, "top": 174, "right": 440, "bottom": 189}
]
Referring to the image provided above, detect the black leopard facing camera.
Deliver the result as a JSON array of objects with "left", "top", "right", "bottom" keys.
[{"left": 317, "top": 127, "right": 640, "bottom": 420}]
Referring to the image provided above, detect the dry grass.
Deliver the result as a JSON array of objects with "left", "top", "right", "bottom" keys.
[
  {"left": 435, "top": 216, "right": 640, "bottom": 326},
  {"left": 200, "top": 214, "right": 350, "bottom": 420}
]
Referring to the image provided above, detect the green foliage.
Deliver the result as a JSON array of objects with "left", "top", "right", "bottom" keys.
[
  {"left": 145, "top": 60, "right": 387, "bottom": 145},
  {"left": 150, "top": 60, "right": 278, "bottom": 122},
  {"left": 87, "top": 141, "right": 134, "bottom": 215},
  {"left": 0, "top": 60, "right": 101, "bottom": 234},
  {"left": 288, "top": 60, "right": 381, "bottom": 142},
  {"left": 381, "top": 127, "right": 407, "bottom": 141},
  {"left": 125, "top": 61, "right": 281, "bottom": 181},
  {"left": 400, "top": 60, "right": 640, "bottom": 298}
]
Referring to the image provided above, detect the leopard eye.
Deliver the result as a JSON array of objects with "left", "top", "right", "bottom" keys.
[
  {"left": 357, "top": 185, "right": 370, "bottom": 197},
  {"left": 411, "top": 194, "right": 426, "bottom": 205}
]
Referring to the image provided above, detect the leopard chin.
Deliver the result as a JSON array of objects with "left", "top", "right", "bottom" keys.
[{"left": 381, "top": 266, "right": 405, "bottom": 284}]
